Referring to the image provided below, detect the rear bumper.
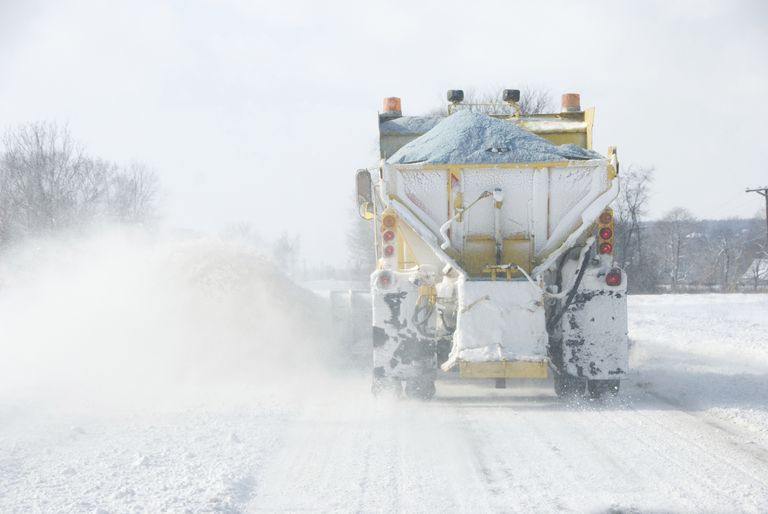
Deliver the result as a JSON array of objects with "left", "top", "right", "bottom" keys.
[{"left": 458, "top": 359, "right": 549, "bottom": 379}]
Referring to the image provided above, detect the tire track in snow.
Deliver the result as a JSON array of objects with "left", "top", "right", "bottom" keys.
[
  {"left": 236, "top": 375, "right": 768, "bottom": 513},
  {"left": 246, "top": 384, "right": 498, "bottom": 513},
  {"left": 586, "top": 395, "right": 768, "bottom": 512},
  {"left": 432, "top": 379, "right": 768, "bottom": 513},
  {"left": 641, "top": 388, "right": 768, "bottom": 466},
  {"left": 433, "top": 384, "right": 592, "bottom": 513},
  {"left": 617, "top": 396, "right": 768, "bottom": 508}
]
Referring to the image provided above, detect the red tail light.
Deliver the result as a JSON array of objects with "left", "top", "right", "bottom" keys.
[
  {"left": 380, "top": 211, "right": 398, "bottom": 263},
  {"left": 377, "top": 271, "right": 392, "bottom": 289},
  {"left": 597, "top": 209, "right": 614, "bottom": 255},
  {"left": 606, "top": 268, "right": 622, "bottom": 286}
]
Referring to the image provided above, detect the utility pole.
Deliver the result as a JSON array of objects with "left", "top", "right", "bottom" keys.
[{"left": 746, "top": 186, "right": 768, "bottom": 247}]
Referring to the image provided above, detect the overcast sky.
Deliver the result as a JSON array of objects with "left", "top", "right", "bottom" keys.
[{"left": 1, "top": 0, "right": 766, "bottom": 265}]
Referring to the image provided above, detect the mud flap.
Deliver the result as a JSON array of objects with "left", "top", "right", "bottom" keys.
[
  {"left": 371, "top": 271, "right": 437, "bottom": 380},
  {"left": 559, "top": 268, "right": 628, "bottom": 380}
]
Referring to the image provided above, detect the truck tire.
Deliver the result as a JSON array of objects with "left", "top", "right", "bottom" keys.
[
  {"left": 587, "top": 379, "right": 620, "bottom": 399},
  {"left": 554, "top": 373, "right": 586, "bottom": 398},
  {"left": 404, "top": 377, "right": 436, "bottom": 400}
]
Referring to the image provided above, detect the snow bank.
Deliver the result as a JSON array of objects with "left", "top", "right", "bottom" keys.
[
  {"left": 0, "top": 228, "right": 333, "bottom": 405},
  {"left": 387, "top": 110, "right": 602, "bottom": 165},
  {"left": 629, "top": 294, "right": 768, "bottom": 367},
  {"left": 629, "top": 293, "right": 768, "bottom": 441}
]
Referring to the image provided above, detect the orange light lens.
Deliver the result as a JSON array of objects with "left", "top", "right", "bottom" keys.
[
  {"left": 599, "top": 212, "right": 612, "bottom": 224},
  {"left": 382, "top": 214, "right": 396, "bottom": 228},
  {"left": 383, "top": 97, "right": 401, "bottom": 112}
]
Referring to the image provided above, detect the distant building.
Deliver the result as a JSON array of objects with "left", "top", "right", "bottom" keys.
[{"left": 741, "top": 257, "right": 768, "bottom": 289}]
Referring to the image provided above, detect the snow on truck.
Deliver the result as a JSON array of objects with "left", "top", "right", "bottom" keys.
[{"left": 355, "top": 90, "right": 628, "bottom": 399}]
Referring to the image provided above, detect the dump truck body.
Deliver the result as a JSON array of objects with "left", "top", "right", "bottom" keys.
[{"left": 358, "top": 92, "right": 628, "bottom": 398}]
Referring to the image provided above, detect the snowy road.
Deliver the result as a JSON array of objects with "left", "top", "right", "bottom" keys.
[
  {"left": 248, "top": 378, "right": 768, "bottom": 513},
  {"left": 2, "top": 294, "right": 768, "bottom": 513}
]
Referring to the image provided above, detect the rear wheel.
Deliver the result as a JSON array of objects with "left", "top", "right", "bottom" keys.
[
  {"left": 587, "top": 379, "right": 620, "bottom": 398},
  {"left": 554, "top": 373, "right": 586, "bottom": 398},
  {"left": 404, "top": 376, "right": 436, "bottom": 400}
]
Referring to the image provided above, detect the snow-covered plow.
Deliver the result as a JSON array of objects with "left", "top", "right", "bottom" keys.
[{"left": 357, "top": 91, "right": 628, "bottom": 399}]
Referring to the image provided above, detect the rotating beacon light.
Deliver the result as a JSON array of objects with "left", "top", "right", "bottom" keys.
[{"left": 597, "top": 208, "right": 614, "bottom": 256}]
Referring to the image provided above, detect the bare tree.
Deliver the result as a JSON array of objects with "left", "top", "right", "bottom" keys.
[
  {"left": 425, "top": 86, "right": 554, "bottom": 116},
  {"left": 655, "top": 207, "right": 696, "bottom": 291},
  {"left": 273, "top": 232, "right": 301, "bottom": 276},
  {"left": 108, "top": 162, "right": 159, "bottom": 223},
  {"left": 518, "top": 88, "right": 555, "bottom": 115},
  {"left": 709, "top": 227, "right": 744, "bottom": 292},
  {"left": 347, "top": 196, "right": 376, "bottom": 280},
  {"left": 1, "top": 122, "right": 91, "bottom": 236},
  {"left": 0, "top": 122, "right": 160, "bottom": 246},
  {"left": 614, "top": 166, "right": 656, "bottom": 292}
]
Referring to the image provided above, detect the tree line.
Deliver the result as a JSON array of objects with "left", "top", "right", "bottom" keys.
[
  {"left": 615, "top": 167, "right": 767, "bottom": 293},
  {"left": 0, "top": 122, "right": 159, "bottom": 248}
]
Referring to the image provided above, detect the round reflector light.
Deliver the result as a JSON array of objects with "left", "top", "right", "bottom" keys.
[
  {"left": 383, "top": 230, "right": 395, "bottom": 242},
  {"left": 384, "top": 245, "right": 394, "bottom": 256},
  {"left": 599, "top": 242, "right": 613, "bottom": 254},
  {"left": 606, "top": 268, "right": 622, "bottom": 286},
  {"left": 378, "top": 271, "right": 392, "bottom": 288},
  {"left": 599, "top": 227, "right": 613, "bottom": 240},
  {"left": 599, "top": 212, "right": 612, "bottom": 224}
]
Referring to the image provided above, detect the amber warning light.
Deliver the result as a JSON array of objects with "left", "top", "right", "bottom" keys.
[{"left": 383, "top": 97, "right": 401, "bottom": 113}]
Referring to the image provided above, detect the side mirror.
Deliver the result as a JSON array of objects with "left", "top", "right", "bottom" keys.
[{"left": 356, "top": 169, "right": 374, "bottom": 220}]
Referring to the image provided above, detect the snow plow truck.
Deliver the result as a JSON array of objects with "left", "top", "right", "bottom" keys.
[{"left": 355, "top": 90, "right": 627, "bottom": 400}]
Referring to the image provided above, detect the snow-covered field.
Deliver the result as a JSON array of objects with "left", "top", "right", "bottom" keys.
[{"left": 1, "top": 236, "right": 768, "bottom": 513}]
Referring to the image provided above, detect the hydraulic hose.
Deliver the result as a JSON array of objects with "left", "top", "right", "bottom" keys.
[{"left": 547, "top": 249, "right": 591, "bottom": 333}]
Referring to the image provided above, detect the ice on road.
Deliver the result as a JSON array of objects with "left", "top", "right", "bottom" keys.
[{"left": 2, "top": 283, "right": 768, "bottom": 512}]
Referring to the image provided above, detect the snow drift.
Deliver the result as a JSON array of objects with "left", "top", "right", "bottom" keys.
[{"left": 0, "top": 228, "right": 333, "bottom": 404}]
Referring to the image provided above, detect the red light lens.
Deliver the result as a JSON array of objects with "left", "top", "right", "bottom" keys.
[
  {"left": 599, "top": 242, "right": 613, "bottom": 254},
  {"left": 599, "top": 212, "right": 612, "bottom": 224},
  {"left": 599, "top": 227, "right": 613, "bottom": 240},
  {"left": 384, "top": 245, "right": 394, "bottom": 256},
  {"left": 383, "top": 230, "right": 395, "bottom": 242},
  {"left": 378, "top": 272, "right": 392, "bottom": 288},
  {"left": 606, "top": 268, "right": 622, "bottom": 286},
  {"left": 382, "top": 214, "right": 396, "bottom": 228}
]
